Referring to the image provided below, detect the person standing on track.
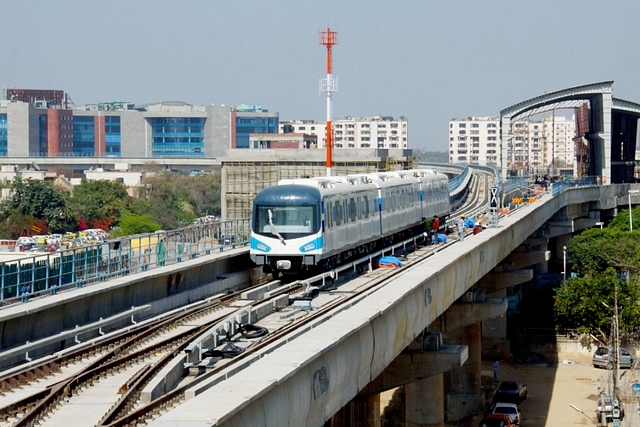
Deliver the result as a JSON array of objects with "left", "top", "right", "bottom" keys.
[
  {"left": 457, "top": 214, "right": 466, "bottom": 242},
  {"left": 432, "top": 215, "right": 440, "bottom": 235},
  {"left": 430, "top": 215, "right": 441, "bottom": 245}
]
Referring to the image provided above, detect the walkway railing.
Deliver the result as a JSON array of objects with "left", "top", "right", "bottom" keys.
[
  {"left": 448, "top": 165, "right": 470, "bottom": 192},
  {"left": 551, "top": 176, "right": 600, "bottom": 196},
  {"left": 0, "top": 219, "right": 250, "bottom": 307}
]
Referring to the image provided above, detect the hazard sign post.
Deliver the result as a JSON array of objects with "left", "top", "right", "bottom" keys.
[{"left": 489, "top": 186, "right": 499, "bottom": 228}]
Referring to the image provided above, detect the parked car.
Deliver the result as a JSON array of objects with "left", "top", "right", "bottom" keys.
[
  {"left": 482, "top": 413, "right": 516, "bottom": 427},
  {"left": 491, "top": 402, "right": 521, "bottom": 426},
  {"left": 592, "top": 346, "right": 637, "bottom": 369},
  {"left": 15, "top": 237, "right": 36, "bottom": 251},
  {"left": 493, "top": 379, "right": 528, "bottom": 404}
]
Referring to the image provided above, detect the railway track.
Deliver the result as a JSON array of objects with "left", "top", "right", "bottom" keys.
[
  {"left": 0, "top": 171, "right": 495, "bottom": 426},
  {"left": 0, "top": 279, "right": 306, "bottom": 427}
]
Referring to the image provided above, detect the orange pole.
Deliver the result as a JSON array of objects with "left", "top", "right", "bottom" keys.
[{"left": 320, "top": 28, "right": 337, "bottom": 176}]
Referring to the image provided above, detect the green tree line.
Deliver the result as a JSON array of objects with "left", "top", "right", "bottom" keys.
[
  {"left": 554, "top": 207, "right": 640, "bottom": 344},
  {"left": 0, "top": 170, "right": 221, "bottom": 238}
]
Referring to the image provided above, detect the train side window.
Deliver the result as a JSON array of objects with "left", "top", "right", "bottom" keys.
[
  {"left": 349, "top": 198, "right": 357, "bottom": 222},
  {"left": 333, "top": 202, "right": 339, "bottom": 226},
  {"left": 326, "top": 202, "right": 331, "bottom": 228},
  {"left": 363, "top": 195, "right": 370, "bottom": 218},
  {"left": 340, "top": 201, "right": 345, "bottom": 223},
  {"left": 342, "top": 200, "right": 347, "bottom": 223}
]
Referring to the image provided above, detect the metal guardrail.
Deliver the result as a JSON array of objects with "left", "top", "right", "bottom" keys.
[
  {"left": 551, "top": 176, "right": 600, "bottom": 196},
  {"left": 448, "top": 165, "right": 470, "bottom": 192},
  {"left": 503, "top": 178, "right": 529, "bottom": 194},
  {"left": 0, "top": 219, "right": 250, "bottom": 308}
]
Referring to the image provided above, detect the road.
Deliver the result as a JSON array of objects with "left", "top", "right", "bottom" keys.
[
  {"left": 379, "top": 359, "right": 640, "bottom": 426},
  {"left": 477, "top": 359, "right": 640, "bottom": 426}
]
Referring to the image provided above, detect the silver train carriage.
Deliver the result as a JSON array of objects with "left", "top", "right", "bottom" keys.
[{"left": 250, "top": 169, "right": 450, "bottom": 275}]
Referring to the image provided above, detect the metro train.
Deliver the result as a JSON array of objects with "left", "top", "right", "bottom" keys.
[{"left": 249, "top": 169, "right": 450, "bottom": 276}]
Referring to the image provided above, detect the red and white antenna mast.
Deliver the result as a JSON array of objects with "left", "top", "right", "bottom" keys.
[{"left": 319, "top": 28, "right": 338, "bottom": 176}]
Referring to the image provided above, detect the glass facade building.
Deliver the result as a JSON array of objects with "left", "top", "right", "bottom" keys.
[
  {"left": 39, "top": 115, "right": 48, "bottom": 155},
  {"left": 151, "top": 117, "right": 205, "bottom": 156},
  {"left": 73, "top": 116, "right": 96, "bottom": 156},
  {"left": 0, "top": 114, "right": 7, "bottom": 156},
  {"left": 235, "top": 116, "right": 278, "bottom": 149},
  {"left": 0, "top": 101, "right": 279, "bottom": 158},
  {"left": 104, "top": 116, "right": 121, "bottom": 156}
]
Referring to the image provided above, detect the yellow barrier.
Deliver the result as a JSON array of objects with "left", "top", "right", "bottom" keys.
[
  {"left": 512, "top": 197, "right": 523, "bottom": 204},
  {"left": 130, "top": 235, "right": 160, "bottom": 252}
]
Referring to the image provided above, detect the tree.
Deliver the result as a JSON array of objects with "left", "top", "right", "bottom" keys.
[
  {"left": 135, "top": 170, "right": 222, "bottom": 230},
  {"left": 188, "top": 172, "right": 221, "bottom": 217},
  {"left": 554, "top": 269, "right": 640, "bottom": 342},
  {"left": 554, "top": 219, "right": 640, "bottom": 343},
  {"left": 71, "top": 180, "right": 131, "bottom": 230},
  {"left": 567, "top": 228, "right": 640, "bottom": 277},
  {"left": 112, "top": 213, "right": 161, "bottom": 236},
  {"left": 0, "top": 178, "right": 76, "bottom": 234}
]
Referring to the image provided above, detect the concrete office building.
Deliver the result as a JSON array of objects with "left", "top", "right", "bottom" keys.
[
  {"left": 279, "top": 116, "right": 408, "bottom": 149},
  {"left": 0, "top": 95, "right": 279, "bottom": 162}
]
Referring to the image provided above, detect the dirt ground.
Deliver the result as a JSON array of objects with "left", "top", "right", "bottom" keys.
[{"left": 381, "top": 358, "right": 640, "bottom": 426}]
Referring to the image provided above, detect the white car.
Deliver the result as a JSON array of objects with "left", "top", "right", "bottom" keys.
[{"left": 492, "top": 402, "right": 521, "bottom": 426}]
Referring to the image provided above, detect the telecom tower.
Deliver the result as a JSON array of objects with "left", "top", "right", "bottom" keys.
[{"left": 319, "top": 28, "right": 338, "bottom": 176}]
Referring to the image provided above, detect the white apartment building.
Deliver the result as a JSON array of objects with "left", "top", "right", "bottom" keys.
[
  {"left": 279, "top": 116, "right": 408, "bottom": 149},
  {"left": 449, "top": 115, "right": 577, "bottom": 177},
  {"left": 448, "top": 117, "right": 500, "bottom": 167}
]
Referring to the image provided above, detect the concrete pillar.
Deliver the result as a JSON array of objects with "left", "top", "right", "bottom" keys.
[
  {"left": 445, "top": 322, "right": 484, "bottom": 420},
  {"left": 330, "top": 393, "right": 380, "bottom": 427},
  {"left": 482, "top": 288, "right": 510, "bottom": 360},
  {"left": 405, "top": 374, "right": 444, "bottom": 427},
  {"left": 537, "top": 241, "right": 549, "bottom": 273}
]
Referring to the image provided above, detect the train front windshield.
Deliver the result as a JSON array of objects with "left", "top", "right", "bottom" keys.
[{"left": 253, "top": 205, "right": 319, "bottom": 239}]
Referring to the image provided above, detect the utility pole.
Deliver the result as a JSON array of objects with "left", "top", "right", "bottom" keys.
[{"left": 612, "top": 281, "right": 619, "bottom": 398}]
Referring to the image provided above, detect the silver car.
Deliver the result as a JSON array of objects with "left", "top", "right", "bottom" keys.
[{"left": 592, "top": 346, "right": 637, "bottom": 369}]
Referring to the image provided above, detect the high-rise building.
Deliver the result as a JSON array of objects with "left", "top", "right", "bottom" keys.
[
  {"left": 449, "top": 115, "right": 577, "bottom": 177},
  {"left": 279, "top": 116, "right": 408, "bottom": 149},
  {"left": 448, "top": 117, "right": 500, "bottom": 167}
]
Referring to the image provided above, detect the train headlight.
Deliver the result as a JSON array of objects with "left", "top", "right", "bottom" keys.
[
  {"left": 276, "top": 260, "right": 292, "bottom": 270},
  {"left": 256, "top": 242, "right": 268, "bottom": 251}
]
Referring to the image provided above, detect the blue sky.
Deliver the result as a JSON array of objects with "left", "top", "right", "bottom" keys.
[{"left": 2, "top": 0, "right": 640, "bottom": 151}]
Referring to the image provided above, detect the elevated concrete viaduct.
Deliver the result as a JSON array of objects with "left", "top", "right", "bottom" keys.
[
  {"left": 2, "top": 184, "right": 639, "bottom": 426},
  {"left": 149, "top": 183, "right": 640, "bottom": 427}
]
